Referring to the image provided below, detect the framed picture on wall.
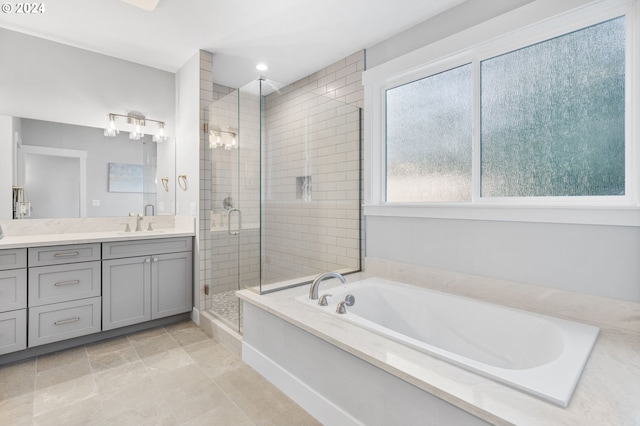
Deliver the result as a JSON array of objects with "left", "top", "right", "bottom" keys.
[{"left": 108, "top": 163, "right": 144, "bottom": 193}]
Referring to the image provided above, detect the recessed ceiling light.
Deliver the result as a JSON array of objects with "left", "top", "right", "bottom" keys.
[{"left": 256, "top": 63, "right": 268, "bottom": 71}]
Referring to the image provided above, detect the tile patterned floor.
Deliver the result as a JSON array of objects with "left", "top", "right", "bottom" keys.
[
  {"left": 0, "top": 321, "right": 320, "bottom": 425},
  {"left": 210, "top": 290, "right": 242, "bottom": 332}
]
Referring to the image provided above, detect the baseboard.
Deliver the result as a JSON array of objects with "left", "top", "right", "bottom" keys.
[
  {"left": 191, "top": 307, "right": 200, "bottom": 325},
  {"left": 242, "top": 341, "right": 362, "bottom": 426}
]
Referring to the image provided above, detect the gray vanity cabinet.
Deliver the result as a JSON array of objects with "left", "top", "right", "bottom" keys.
[
  {"left": 0, "top": 248, "right": 27, "bottom": 355},
  {"left": 102, "top": 238, "right": 192, "bottom": 331}
]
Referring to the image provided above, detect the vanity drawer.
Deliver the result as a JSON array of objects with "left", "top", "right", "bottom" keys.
[
  {"left": 0, "top": 309, "right": 27, "bottom": 355},
  {"left": 0, "top": 249, "right": 27, "bottom": 271},
  {"left": 28, "top": 244, "right": 101, "bottom": 267},
  {"left": 0, "top": 269, "right": 27, "bottom": 312},
  {"left": 28, "top": 261, "right": 101, "bottom": 307},
  {"left": 28, "top": 297, "right": 101, "bottom": 347},
  {"left": 102, "top": 237, "right": 192, "bottom": 259}
]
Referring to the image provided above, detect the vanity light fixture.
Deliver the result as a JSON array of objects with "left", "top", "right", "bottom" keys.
[{"left": 104, "top": 112, "right": 167, "bottom": 142}]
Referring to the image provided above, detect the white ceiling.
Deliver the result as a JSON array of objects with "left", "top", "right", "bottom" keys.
[{"left": 0, "top": 0, "right": 465, "bottom": 88}]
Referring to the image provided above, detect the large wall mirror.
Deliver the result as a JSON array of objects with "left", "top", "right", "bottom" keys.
[{"left": 0, "top": 116, "right": 176, "bottom": 220}]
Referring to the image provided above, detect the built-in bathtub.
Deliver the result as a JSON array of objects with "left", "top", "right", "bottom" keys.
[{"left": 296, "top": 277, "right": 599, "bottom": 407}]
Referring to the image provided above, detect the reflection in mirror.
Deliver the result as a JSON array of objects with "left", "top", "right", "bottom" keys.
[{"left": 1, "top": 116, "right": 175, "bottom": 219}]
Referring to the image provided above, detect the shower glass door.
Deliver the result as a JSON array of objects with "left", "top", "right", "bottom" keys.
[{"left": 206, "top": 80, "right": 261, "bottom": 332}]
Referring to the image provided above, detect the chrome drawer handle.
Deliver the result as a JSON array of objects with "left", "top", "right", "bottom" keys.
[
  {"left": 54, "top": 280, "right": 80, "bottom": 287},
  {"left": 54, "top": 317, "right": 80, "bottom": 325},
  {"left": 53, "top": 252, "right": 80, "bottom": 258}
]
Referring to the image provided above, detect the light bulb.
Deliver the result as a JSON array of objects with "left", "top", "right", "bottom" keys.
[
  {"left": 104, "top": 114, "right": 118, "bottom": 137},
  {"left": 157, "top": 122, "right": 165, "bottom": 141}
]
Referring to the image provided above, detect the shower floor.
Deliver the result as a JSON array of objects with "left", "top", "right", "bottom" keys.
[{"left": 210, "top": 289, "right": 243, "bottom": 332}]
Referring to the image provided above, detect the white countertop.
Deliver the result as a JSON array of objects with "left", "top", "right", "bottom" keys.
[
  {"left": 238, "top": 272, "right": 640, "bottom": 426},
  {"left": 0, "top": 216, "right": 195, "bottom": 249},
  {"left": 0, "top": 229, "right": 194, "bottom": 249}
]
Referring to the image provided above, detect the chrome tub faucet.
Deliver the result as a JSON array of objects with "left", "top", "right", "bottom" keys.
[{"left": 309, "top": 272, "right": 346, "bottom": 300}]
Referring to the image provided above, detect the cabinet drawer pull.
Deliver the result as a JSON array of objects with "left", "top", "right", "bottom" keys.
[
  {"left": 53, "top": 252, "right": 80, "bottom": 258},
  {"left": 54, "top": 280, "right": 81, "bottom": 287},
  {"left": 54, "top": 317, "right": 80, "bottom": 325}
]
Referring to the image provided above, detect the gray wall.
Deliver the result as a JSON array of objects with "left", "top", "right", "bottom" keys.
[
  {"left": 364, "top": 0, "right": 640, "bottom": 303},
  {"left": 366, "top": 216, "right": 640, "bottom": 302}
]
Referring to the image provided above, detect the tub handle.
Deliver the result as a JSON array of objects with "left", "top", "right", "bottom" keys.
[
  {"left": 336, "top": 295, "right": 355, "bottom": 314},
  {"left": 318, "top": 294, "right": 332, "bottom": 306}
]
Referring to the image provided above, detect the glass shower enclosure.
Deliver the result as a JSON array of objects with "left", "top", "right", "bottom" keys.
[{"left": 204, "top": 78, "right": 361, "bottom": 332}]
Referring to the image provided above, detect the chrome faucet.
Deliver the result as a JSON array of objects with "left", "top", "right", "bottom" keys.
[
  {"left": 135, "top": 214, "right": 144, "bottom": 232},
  {"left": 309, "top": 272, "right": 346, "bottom": 300}
]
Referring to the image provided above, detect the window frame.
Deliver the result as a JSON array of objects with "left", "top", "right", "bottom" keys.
[{"left": 363, "top": 0, "right": 640, "bottom": 226}]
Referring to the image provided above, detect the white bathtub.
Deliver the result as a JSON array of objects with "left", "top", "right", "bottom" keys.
[{"left": 296, "top": 277, "right": 599, "bottom": 407}]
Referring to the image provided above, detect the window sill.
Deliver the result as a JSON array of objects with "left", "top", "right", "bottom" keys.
[{"left": 363, "top": 204, "right": 640, "bottom": 227}]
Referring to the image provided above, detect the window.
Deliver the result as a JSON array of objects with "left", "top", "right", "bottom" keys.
[
  {"left": 381, "top": 13, "right": 631, "bottom": 205},
  {"left": 386, "top": 64, "right": 472, "bottom": 202},
  {"left": 481, "top": 17, "right": 626, "bottom": 198}
]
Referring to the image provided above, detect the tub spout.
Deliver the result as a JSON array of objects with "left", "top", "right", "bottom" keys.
[{"left": 309, "top": 272, "right": 346, "bottom": 300}]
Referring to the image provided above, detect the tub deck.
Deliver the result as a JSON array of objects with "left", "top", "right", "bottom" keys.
[{"left": 238, "top": 271, "right": 640, "bottom": 426}]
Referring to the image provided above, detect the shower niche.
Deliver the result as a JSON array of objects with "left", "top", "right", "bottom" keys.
[{"left": 296, "top": 176, "right": 312, "bottom": 201}]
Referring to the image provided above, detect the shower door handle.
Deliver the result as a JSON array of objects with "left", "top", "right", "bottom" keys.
[{"left": 227, "top": 208, "right": 242, "bottom": 236}]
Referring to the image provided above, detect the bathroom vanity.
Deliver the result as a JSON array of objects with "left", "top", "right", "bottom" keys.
[{"left": 0, "top": 217, "right": 194, "bottom": 363}]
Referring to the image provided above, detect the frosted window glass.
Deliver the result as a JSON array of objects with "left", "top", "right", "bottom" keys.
[
  {"left": 386, "top": 64, "right": 472, "bottom": 202},
  {"left": 481, "top": 17, "right": 626, "bottom": 197}
]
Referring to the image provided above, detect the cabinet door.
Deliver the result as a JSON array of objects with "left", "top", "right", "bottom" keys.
[
  {"left": 0, "top": 269, "right": 27, "bottom": 312},
  {"left": 102, "top": 256, "right": 151, "bottom": 330},
  {"left": 151, "top": 252, "right": 192, "bottom": 319},
  {"left": 0, "top": 309, "right": 26, "bottom": 355}
]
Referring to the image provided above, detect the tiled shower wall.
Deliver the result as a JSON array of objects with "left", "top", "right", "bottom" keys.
[
  {"left": 199, "top": 50, "right": 365, "bottom": 310},
  {"left": 261, "top": 50, "right": 365, "bottom": 284}
]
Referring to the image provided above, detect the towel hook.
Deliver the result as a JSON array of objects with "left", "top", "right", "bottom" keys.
[{"left": 178, "top": 175, "right": 188, "bottom": 191}]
